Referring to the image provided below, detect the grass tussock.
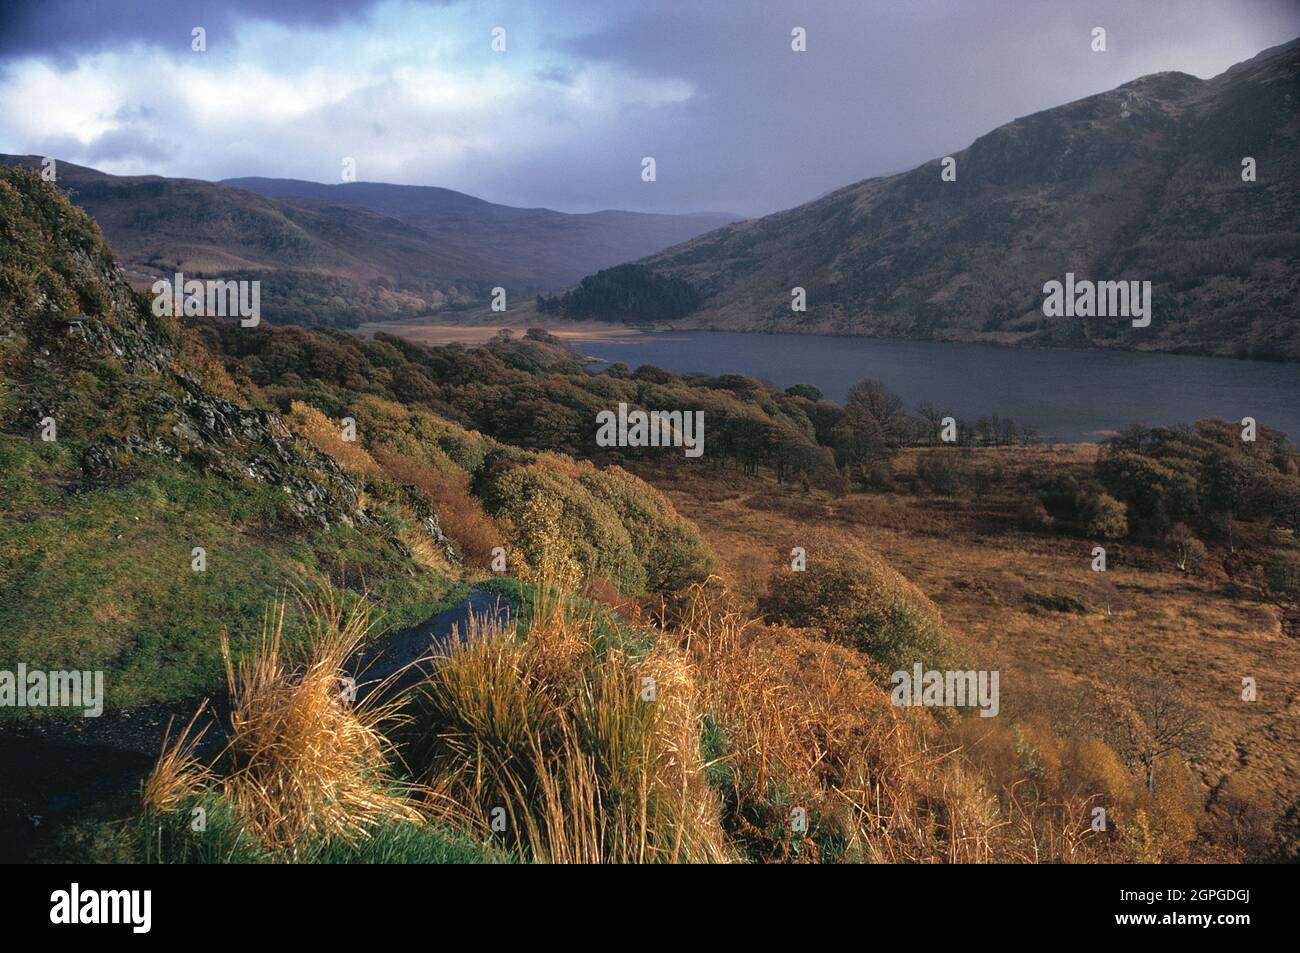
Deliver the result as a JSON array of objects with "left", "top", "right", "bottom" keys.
[
  {"left": 670, "top": 582, "right": 1001, "bottom": 862},
  {"left": 412, "top": 584, "right": 731, "bottom": 863},
  {"left": 145, "top": 591, "right": 427, "bottom": 860}
]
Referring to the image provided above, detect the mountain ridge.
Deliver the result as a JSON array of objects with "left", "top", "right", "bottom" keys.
[
  {"left": 631, "top": 37, "right": 1300, "bottom": 360},
  {"left": 0, "top": 156, "right": 739, "bottom": 329}
]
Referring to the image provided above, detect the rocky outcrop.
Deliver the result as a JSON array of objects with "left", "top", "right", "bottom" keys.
[
  {"left": 418, "top": 510, "right": 457, "bottom": 562},
  {"left": 1, "top": 167, "right": 369, "bottom": 530}
]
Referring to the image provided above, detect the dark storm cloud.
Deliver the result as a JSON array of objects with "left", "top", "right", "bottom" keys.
[
  {"left": 0, "top": 0, "right": 385, "bottom": 63},
  {"left": 525, "top": 0, "right": 1300, "bottom": 214},
  {"left": 1, "top": 0, "right": 1296, "bottom": 216}
]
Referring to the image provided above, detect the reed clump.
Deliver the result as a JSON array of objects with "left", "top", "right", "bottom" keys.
[
  {"left": 413, "top": 582, "right": 731, "bottom": 863},
  {"left": 145, "top": 591, "right": 426, "bottom": 860}
]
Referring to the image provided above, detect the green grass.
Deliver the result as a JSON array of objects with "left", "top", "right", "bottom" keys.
[
  {"left": 49, "top": 792, "right": 511, "bottom": 864},
  {"left": 476, "top": 575, "right": 655, "bottom": 659},
  {"left": 0, "top": 434, "right": 461, "bottom": 717},
  {"left": 145, "top": 794, "right": 509, "bottom": 864}
]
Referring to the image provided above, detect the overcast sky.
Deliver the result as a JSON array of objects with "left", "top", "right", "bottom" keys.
[{"left": 1, "top": 0, "right": 1296, "bottom": 216}]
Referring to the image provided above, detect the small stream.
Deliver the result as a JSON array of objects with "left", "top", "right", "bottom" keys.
[{"left": 348, "top": 587, "right": 514, "bottom": 697}]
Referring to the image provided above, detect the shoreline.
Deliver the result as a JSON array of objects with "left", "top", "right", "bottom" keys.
[{"left": 352, "top": 315, "right": 1294, "bottom": 364}]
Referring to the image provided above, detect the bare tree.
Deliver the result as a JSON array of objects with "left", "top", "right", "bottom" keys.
[{"left": 1082, "top": 675, "right": 1210, "bottom": 793}]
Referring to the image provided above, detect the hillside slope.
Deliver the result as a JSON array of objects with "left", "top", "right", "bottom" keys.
[
  {"left": 0, "top": 166, "right": 726, "bottom": 862},
  {"left": 0, "top": 166, "right": 717, "bottom": 713},
  {"left": 639, "top": 38, "right": 1300, "bottom": 360},
  {"left": 0, "top": 158, "right": 736, "bottom": 328},
  {"left": 223, "top": 176, "right": 739, "bottom": 291},
  {"left": 0, "top": 166, "right": 463, "bottom": 711}
]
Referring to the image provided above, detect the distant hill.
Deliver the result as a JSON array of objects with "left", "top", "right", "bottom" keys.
[
  {"left": 222, "top": 176, "right": 739, "bottom": 297},
  {"left": 0, "top": 157, "right": 738, "bottom": 328},
  {"left": 632, "top": 38, "right": 1300, "bottom": 360}
]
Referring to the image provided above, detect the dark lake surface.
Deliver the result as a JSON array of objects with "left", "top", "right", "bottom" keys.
[{"left": 571, "top": 330, "right": 1300, "bottom": 443}]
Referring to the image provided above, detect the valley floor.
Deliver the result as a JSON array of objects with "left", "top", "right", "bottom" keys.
[
  {"left": 631, "top": 446, "right": 1300, "bottom": 831},
  {"left": 353, "top": 314, "right": 656, "bottom": 346}
]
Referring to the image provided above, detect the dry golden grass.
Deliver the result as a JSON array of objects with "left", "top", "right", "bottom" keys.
[
  {"left": 414, "top": 584, "right": 731, "bottom": 863},
  {"left": 288, "top": 400, "right": 382, "bottom": 478},
  {"left": 146, "top": 592, "right": 425, "bottom": 859},
  {"left": 667, "top": 582, "right": 1006, "bottom": 862},
  {"left": 372, "top": 445, "right": 502, "bottom": 569},
  {"left": 633, "top": 448, "right": 1300, "bottom": 861},
  {"left": 400, "top": 525, "right": 455, "bottom": 575},
  {"left": 142, "top": 702, "right": 215, "bottom": 816}
]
